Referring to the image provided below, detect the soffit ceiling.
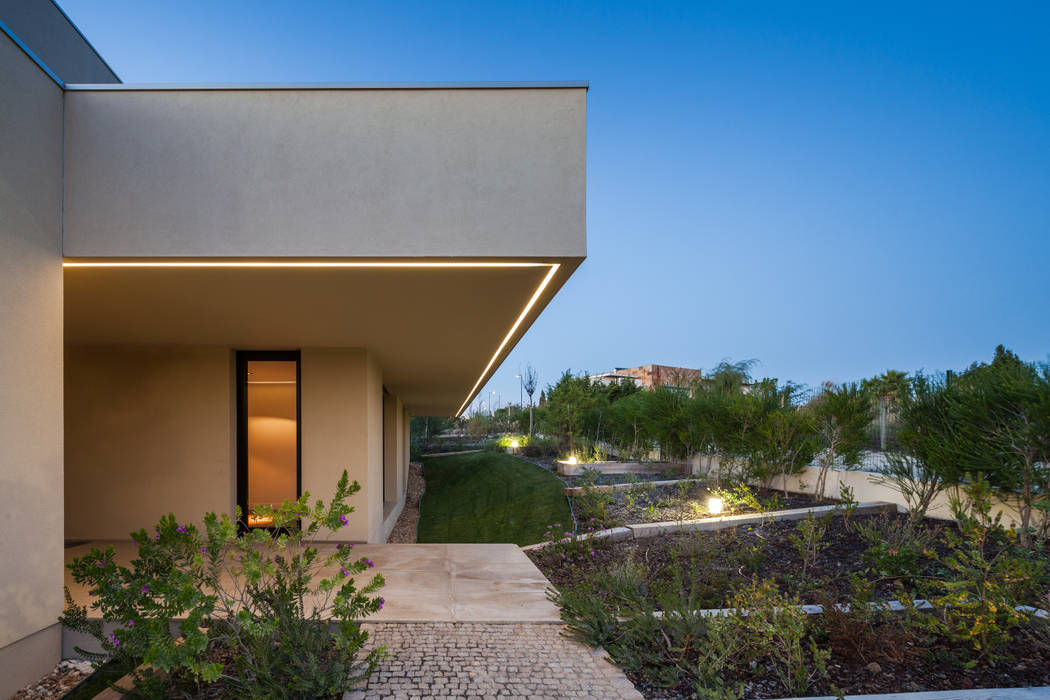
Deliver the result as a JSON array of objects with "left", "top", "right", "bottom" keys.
[{"left": 64, "top": 261, "right": 577, "bottom": 415}]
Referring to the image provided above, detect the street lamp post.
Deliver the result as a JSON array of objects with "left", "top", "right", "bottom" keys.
[{"left": 515, "top": 373, "right": 523, "bottom": 414}]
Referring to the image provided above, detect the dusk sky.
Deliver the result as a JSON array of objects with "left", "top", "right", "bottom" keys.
[{"left": 62, "top": 1, "right": 1050, "bottom": 414}]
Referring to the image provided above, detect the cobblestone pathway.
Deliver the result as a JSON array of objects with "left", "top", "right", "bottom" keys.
[{"left": 347, "top": 623, "right": 642, "bottom": 699}]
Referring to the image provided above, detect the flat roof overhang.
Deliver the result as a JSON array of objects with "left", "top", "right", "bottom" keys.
[{"left": 63, "top": 258, "right": 580, "bottom": 416}]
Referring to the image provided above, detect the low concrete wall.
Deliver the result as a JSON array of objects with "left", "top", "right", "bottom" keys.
[
  {"left": 692, "top": 456, "right": 1026, "bottom": 528},
  {"left": 556, "top": 460, "right": 687, "bottom": 477},
  {"left": 563, "top": 477, "right": 701, "bottom": 496},
  {"left": 522, "top": 502, "right": 895, "bottom": 551}
]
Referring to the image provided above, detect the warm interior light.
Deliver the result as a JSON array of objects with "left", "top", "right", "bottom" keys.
[
  {"left": 510, "top": 440, "right": 520, "bottom": 448},
  {"left": 566, "top": 455, "right": 578, "bottom": 465},
  {"left": 707, "top": 497, "right": 724, "bottom": 515}
]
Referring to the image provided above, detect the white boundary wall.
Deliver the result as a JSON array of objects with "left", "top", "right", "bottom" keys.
[{"left": 691, "top": 456, "right": 1026, "bottom": 528}]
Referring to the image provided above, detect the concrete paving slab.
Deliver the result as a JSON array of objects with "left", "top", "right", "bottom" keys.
[{"left": 65, "top": 540, "right": 559, "bottom": 624}]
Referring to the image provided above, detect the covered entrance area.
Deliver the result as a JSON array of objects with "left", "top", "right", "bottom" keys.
[{"left": 61, "top": 260, "right": 572, "bottom": 544}]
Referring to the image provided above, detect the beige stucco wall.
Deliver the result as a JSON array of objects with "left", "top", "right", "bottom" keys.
[
  {"left": 301, "top": 348, "right": 385, "bottom": 542},
  {"left": 0, "top": 29, "right": 65, "bottom": 678},
  {"left": 65, "top": 345, "right": 393, "bottom": 543},
  {"left": 64, "top": 347, "right": 235, "bottom": 540},
  {"left": 62, "top": 87, "right": 587, "bottom": 260}
]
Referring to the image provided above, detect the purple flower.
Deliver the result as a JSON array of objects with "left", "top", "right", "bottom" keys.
[
  {"left": 176, "top": 525, "right": 186, "bottom": 534},
  {"left": 154, "top": 534, "right": 160, "bottom": 540},
  {"left": 95, "top": 561, "right": 104, "bottom": 567},
  {"left": 339, "top": 514, "right": 348, "bottom": 526},
  {"left": 340, "top": 567, "right": 350, "bottom": 577},
  {"left": 361, "top": 558, "right": 374, "bottom": 569},
  {"left": 88, "top": 589, "right": 96, "bottom": 596},
  {"left": 378, "top": 596, "right": 385, "bottom": 610},
  {"left": 140, "top": 585, "right": 149, "bottom": 594},
  {"left": 201, "top": 547, "right": 207, "bottom": 553},
  {"left": 127, "top": 620, "right": 134, "bottom": 627}
]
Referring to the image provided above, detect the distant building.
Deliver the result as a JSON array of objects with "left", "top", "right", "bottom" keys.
[{"left": 589, "top": 364, "right": 703, "bottom": 390}]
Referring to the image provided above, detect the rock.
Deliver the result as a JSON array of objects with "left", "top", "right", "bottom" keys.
[{"left": 864, "top": 662, "right": 882, "bottom": 674}]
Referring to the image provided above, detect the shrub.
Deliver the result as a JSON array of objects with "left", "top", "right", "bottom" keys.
[
  {"left": 911, "top": 476, "right": 1046, "bottom": 662},
  {"left": 727, "top": 579, "right": 830, "bottom": 697},
  {"left": 519, "top": 436, "right": 558, "bottom": 458},
  {"left": 63, "top": 471, "right": 386, "bottom": 698},
  {"left": 787, "top": 512, "right": 829, "bottom": 580},
  {"left": 856, "top": 515, "right": 936, "bottom": 580},
  {"left": 810, "top": 382, "right": 874, "bottom": 500}
]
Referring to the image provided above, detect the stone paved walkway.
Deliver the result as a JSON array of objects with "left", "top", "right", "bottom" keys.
[{"left": 346, "top": 623, "right": 642, "bottom": 699}]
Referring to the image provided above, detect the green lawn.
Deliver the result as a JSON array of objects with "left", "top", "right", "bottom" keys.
[{"left": 417, "top": 451, "right": 572, "bottom": 546}]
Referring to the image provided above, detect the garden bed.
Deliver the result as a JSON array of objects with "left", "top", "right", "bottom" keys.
[
  {"left": 570, "top": 480, "right": 834, "bottom": 530},
  {"left": 529, "top": 509, "right": 1050, "bottom": 698}
]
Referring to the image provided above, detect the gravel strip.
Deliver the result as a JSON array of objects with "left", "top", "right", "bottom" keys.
[
  {"left": 386, "top": 462, "right": 424, "bottom": 544},
  {"left": 11, "top": 659, "right": 94, "bottom": 699}
]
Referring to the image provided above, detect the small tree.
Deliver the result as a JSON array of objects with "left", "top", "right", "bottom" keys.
[
  {"left": 810, "top": 382, "right": 874, "bottom": 500},
  {"left": 540, "top": 371, "right": 599, "bottom": 455},
  {"left": 604, "top": 390, "right": 653, "bottom": 461},
  {"left": 754, "top": 405, "right": 820, "bottom": 496},
  {"left": 755, "top": 402, "right": 818, "bottom": 495},
  {"left": 522, "top": 364, "right": 538, "bottom": 436},
  {"left": 950, "top": 346, "right": 1050, "bottom": 547},
  {"left": 869, "top": 373, "right": 959, "bottom": 528}
]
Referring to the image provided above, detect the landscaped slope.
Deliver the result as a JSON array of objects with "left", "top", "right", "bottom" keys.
[{"left": 417, "top": 452, "right": 571, "bottom": 546}]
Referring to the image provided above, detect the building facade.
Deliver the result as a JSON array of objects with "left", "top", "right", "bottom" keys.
[
  {"left": 589, "top": 364, "right": 703, "bottom": 390},
  {"left": 0, "top": 2, "right": 586, "bottom": 693}
]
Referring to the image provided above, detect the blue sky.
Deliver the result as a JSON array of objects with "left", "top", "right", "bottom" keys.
[{"left": 62, "top": 1, "right": 1050, "bottom": 412}]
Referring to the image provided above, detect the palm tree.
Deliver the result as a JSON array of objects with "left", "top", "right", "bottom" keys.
[{"left": 862, "top": 370, "right": 911, "bottom": 451}]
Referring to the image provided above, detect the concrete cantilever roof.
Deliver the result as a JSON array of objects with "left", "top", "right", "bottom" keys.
[
  {"left": 63, "top": 81, "right": 590, "bottom": 91},
  {"left": 61, "top": 83, "right": 587, "bottom": 416}
]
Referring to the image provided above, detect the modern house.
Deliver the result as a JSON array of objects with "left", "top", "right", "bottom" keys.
[{"left": 0, "top": 1, "right": 586, "bottom": 693}]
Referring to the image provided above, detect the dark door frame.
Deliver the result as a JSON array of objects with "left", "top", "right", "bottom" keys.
[{"left": 235, "top": 350, "right": 302, "bottom": 532}]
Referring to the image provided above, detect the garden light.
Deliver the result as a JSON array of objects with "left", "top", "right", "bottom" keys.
[
  {"left": 707, "top": 497, "right": 724, "bottom": 515},
  {"left": 566, "top": 455, "right": 578, "bottom": 465},
  {"left": 510, "top": 440, "right": 519, "bottom": 448}
]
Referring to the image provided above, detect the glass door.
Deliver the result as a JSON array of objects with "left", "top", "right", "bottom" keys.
[{"left": 236, "top": 351, "right": 300, "bottom": 530}]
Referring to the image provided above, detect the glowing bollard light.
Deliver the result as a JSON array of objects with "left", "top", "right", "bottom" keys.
[
  {"left": 510, "top": 440, "right": 520, "bottom": 449},
  {"left": 566, "top": 455, "right": 578, "bottom": 465},
  {"left": 707, "top": 497, "right": 724, "bottom": 515}
]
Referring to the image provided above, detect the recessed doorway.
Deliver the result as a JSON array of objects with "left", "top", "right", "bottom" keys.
[{"left": 236, "top": 351, "right": 301, "bottom": 530}]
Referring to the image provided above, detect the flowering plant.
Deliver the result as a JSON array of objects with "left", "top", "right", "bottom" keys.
[{"left": 63, "top": 470, "right": 385, "bottom": 698}]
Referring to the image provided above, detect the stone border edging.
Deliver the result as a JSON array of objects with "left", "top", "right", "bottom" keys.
[
  {"left": 649, "top": 600, "right": 1049, "bottom": 619},
  {"left": 420, "top": 449, "right": 482, "bottom": 458},
  {"left": 521, "top": 502, "right": 897, "bottom": 551},
  {"left": 563, "top": 477, "right": 702, "bottom": 495},
  {"left": 771, "top": 686, "right": 1050, "bottom": 699}
]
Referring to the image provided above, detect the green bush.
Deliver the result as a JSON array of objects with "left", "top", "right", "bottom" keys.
[
  {"left": 910, "top": 476, "right": 1047, "bottom": 662},
  {"left": 63, "top": 471, "right": 386, "bottom": 698},
  {"left": 519, "top": 436, "right": 558, "bottom": 458}
]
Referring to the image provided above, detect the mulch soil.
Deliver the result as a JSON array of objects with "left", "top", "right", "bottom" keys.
[
  {"left": 532, "top": 512, "right": 961, "bottom": 607},
  {"left": 574, "top": 482, "right": 831, "bottom": 528},
  {"left": 529, "top": 511, "right": 1050, "bottom": 698}
]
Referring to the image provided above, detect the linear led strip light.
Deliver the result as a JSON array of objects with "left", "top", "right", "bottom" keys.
[{"left": 62, "top": 259, "right": 561, "bottom": 418}]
